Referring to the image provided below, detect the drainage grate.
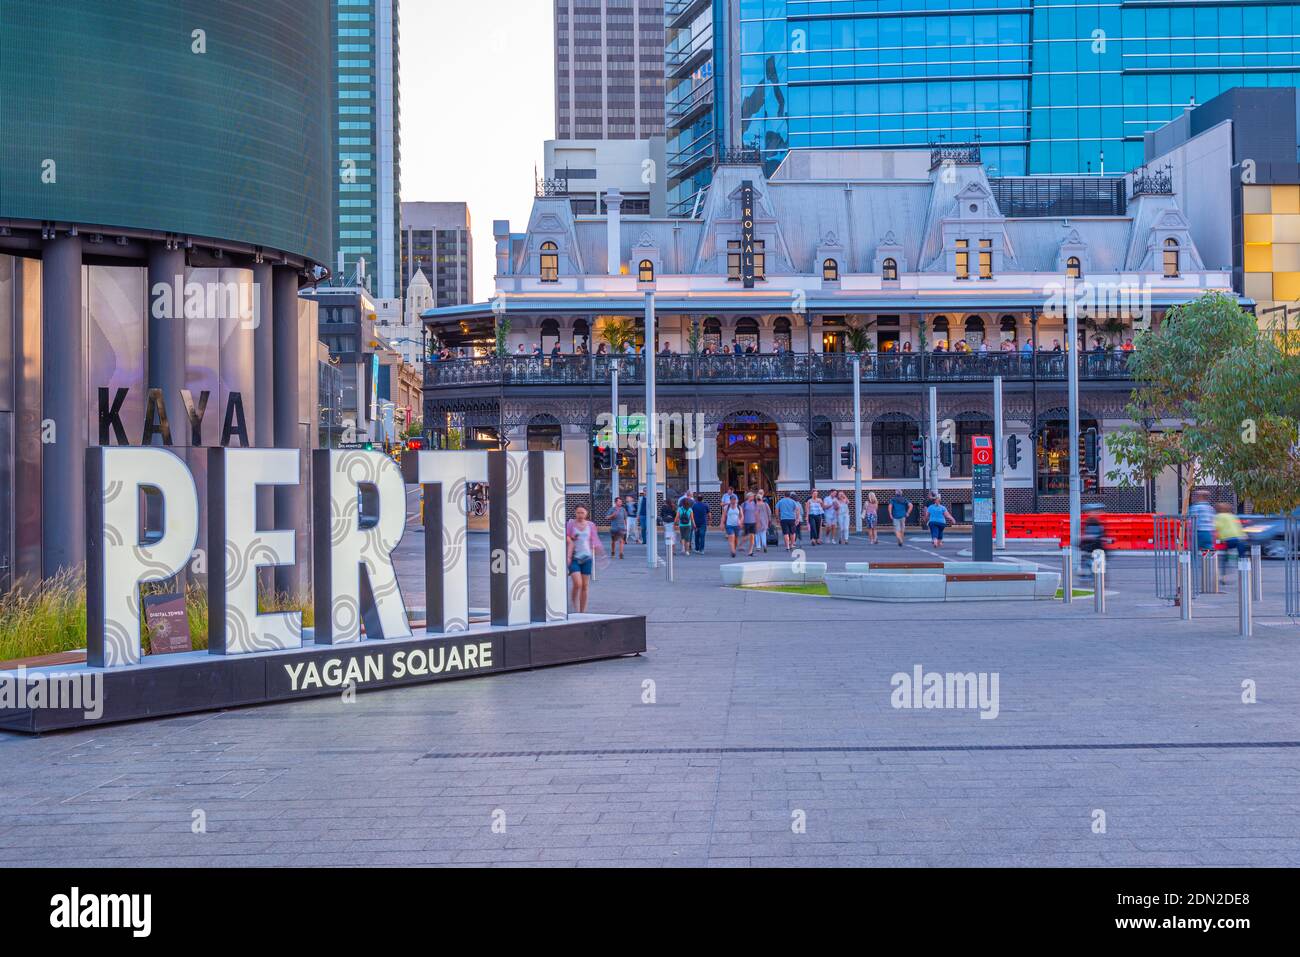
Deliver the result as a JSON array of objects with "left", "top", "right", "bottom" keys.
[{"left": 419, "top": 740, "right": 1300, "bottom": 760}]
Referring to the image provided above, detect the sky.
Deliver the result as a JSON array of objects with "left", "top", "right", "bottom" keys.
[{"left": 400, "top": 0, "right": 555, "bottom": 301}]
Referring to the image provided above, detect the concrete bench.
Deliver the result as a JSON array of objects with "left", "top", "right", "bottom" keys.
[
  {"left": 826, "top": 562, "right": 1060, "bottom": 602},
  {"left": 720, "top": 561, "right": 828, "bottom": 587}
]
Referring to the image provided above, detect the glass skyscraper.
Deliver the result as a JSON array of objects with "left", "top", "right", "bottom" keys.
[
  {"left": 669, "top": 0, "right": 1300, "bottom": 210},
  {"left": 332, "top": 0, "right": 401, "bottom": 298}
]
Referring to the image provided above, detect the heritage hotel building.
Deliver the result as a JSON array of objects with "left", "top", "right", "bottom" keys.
[{"left": 421, "top": 146, "right": 1238, "bottom": 522}]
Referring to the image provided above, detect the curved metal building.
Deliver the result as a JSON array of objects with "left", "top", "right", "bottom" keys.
[{"left": 0, "top": 0, "right": 333, "bottom": 588}]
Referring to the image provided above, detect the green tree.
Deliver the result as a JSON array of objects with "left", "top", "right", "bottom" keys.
[
  {"left": 599, "top": 316, "right": 637, "bottom": 353},
  {"left": 844, "top": 319, "right": 877, "bottom": 354},
  {"left": 1106, "top": 292, "right": 1259, "bottom": 512},
  {"left": 1197, "top": 334, "right": 1300, "bottom": 513}
]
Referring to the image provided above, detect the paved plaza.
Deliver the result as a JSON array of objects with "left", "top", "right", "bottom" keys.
[{"left": 1, "top": 512, "right": 1298, "bottom": 867}]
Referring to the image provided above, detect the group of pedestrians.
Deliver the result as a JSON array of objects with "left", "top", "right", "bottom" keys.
[{"left": 1188, "top": 489, "right": 1249, "bottom": 584}]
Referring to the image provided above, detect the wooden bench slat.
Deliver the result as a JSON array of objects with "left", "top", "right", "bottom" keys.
[
  {"left": 867, "top": 562, "right": 944, "bottom": 569},
  {"left": 945, "top": 573, "right": 1037, "bottom": 582}
]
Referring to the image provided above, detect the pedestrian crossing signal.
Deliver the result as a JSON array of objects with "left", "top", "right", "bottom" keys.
[
  {"left": 1083, "top": 428, "right": 1100, "bottom": 472},
  {"left": 939, "top": 440, "right": 954, "bottom": 468},
  {"left": 910, "top": 438, "right": 925, "bottom": 465}
]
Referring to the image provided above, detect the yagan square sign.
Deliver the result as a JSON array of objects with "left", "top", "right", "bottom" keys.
[{"left": 0, "top": 449, "right": 645, "bottom": 733}]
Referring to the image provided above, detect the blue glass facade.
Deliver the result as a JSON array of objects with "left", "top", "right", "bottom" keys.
[{"left": 729, "top": 0, "right": 1300, "bottom": 179}]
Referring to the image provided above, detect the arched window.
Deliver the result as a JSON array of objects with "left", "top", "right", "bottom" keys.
[
  {"left": 572, "top": 318, "right": 590, "bottom": 352},
  {"left": 1066, "top": 256, "right": 1082, "bottom": 279},
  {"left": 872, "top": 414, "right": 921, "bottom": 479},
  {"left": 811, "top": 416, "right": 834, "bottom": 479},
  {"left": 540, "top": 241, "right": 559, "bottom": 282},
  {"left": 999, "top": 315, "right": 1017, "bottom": 335},
  {"left": 773, "top": 316, "right": 792, "bottom": 352},
  {"left": 1163, "top": 238, "right": 1179, "bottom": 278},
  {"left": 882, "top": 257, "right": 898, "bottom": 281},
  {"left": 638, "top": 259, "right": 654, "bottom": 282},
  {"left": 932, "top": 315, "right": 949, "bottom": 334},
  {"left": 735, "top": 316, "right": 759, "bottom": 352},
  {"left": 526, "top": 414, "right": 562, "bottom": 452},
  {"left": 703, "top": 317, "right": 722, "bottom": 352},
  {"left": 540, "top": 317, "right": 560, "bottom": 353},
  {"left": 823, "top": 258, "right": 839, "bottom": 281},
  {"left": 964, "top": 315, "right": 986, "bottom": 347}
]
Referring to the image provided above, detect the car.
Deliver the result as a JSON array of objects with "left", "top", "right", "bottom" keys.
[{"left": 1243, "top": 509, "right": 1300, "bottom": 559}]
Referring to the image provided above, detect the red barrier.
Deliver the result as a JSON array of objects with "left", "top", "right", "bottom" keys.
[{"left": 999, "top": 513, "right": 1156, "bottom": 549}]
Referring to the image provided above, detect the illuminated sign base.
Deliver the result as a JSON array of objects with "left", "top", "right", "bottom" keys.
[{"left": 0, "top": 614, "right": 645, "bottom": 734}]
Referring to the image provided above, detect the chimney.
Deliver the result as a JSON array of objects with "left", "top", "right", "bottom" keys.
[{"left": 606, "top": 188, "right": 623, "bottom": 276}]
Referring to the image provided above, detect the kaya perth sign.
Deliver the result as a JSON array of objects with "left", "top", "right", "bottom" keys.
[{"left": 86, "top": 448, "right": 568, "bottom": 669}]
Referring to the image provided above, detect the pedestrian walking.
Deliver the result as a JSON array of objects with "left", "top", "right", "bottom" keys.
[
  {"left": 742, "top": 491, "right": 759, "bottom": 556},
  {"left": 926, "top": 493, "right": 955, "bottom": 548},
  {"left": 776, "top": 492, "right": 799, "bottom": 550},
  {"left": 864, "top": 491, "right": 878, "bottom": 544},
  {"left": 722, "top": 494, "right": 742, "bottom": 557},
  {"left": 605, "top": 497, "right": 628, "bottom": 559},
  {"left": 807, "top": 491, "right": 825, "bottom": 545},
  {"left": 755, "top": 491, "right": 772, "bottom": 553},
  {"left": 676, "top": 496, "right": 696, "bottom": 555},
  {"left": 888, "top": 488, "right": 913, "bottom": 547},
  {"left": 566, "top": 505, "right": 598, "bottom": 612},
  {"left": 824, "top": 493, "right": 840, "bottom": 544},
  {"left": 1214, "top": 502, "right": 1248, "bottom": 583},
  {"left": 691, "top": 495, "right": 710, "bottom": 554},
  {"left": 637, "top": 487, "right": 648, "bottom": 544},
  {"left": 623, "top": 494, "right": 639, "bottom": 544}
]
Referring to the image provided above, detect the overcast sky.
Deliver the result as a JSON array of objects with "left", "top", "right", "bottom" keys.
[{"left": 400, "top": 0, "right": 555, "bottom": 300}]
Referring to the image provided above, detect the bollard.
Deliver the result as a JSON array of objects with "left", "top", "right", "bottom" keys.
[
  {"left": 1092, "top": 549, "right": 1106, "bottom": 614},
  {"left": 1061, "top": 545, "right": 1074, "bottom": 603},
  {"left": 1238, "top": 555, "right": 1252, "bottom": 637},
  {"left": 1178, "top": 552, "right": 1193, "bottom": 620},
  {"left": 1201, "top": 550, "right": 1220, "bottom": 594},
  {"left": 665, "top": 525, "right": 675, "bottom": 582},
  {"left": 1251, "top": 544, "right": 1263, "bottom": 602}
]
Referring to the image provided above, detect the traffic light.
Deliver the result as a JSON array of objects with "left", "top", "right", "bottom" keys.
[
  {"left": 1083, "top": 428, "right": 1100, "bottom": 472},
  {"left": 939, "top": 440, "right": 953, "bottom": 468},
  {"left": 910, "top": 438, "right": 925, "bottom": 465},
  {"left": 594, "top": 444, "right": 612, "bottom": 470},
  {"left": 406, "top": 438, "right": 423, "bottom": 451},
  {"left": 1006, "top": 434, "right": 1022, "bottom": 470},
  {"left": 839, "top": 442, "right": 855, "bottom": 468}
]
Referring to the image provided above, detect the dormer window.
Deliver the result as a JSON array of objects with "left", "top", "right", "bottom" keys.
[
  {"left": 728, "top": 240, "right": 765, "bottom": 281},
  {"left": 1163, "top": 238, "right": 1179, "bottom": 278},
  {"left": 882, "top": 258, "right": 898, "bottom": 282},
  {"left": 540, "top": 242, "right": 559, "bottom": 283},
  {"left": 955, "top": 240, "right": 969, "bottom": 280},
  {"left": 1066, "top": 256, "right": 1082, "bottom": 279},
  {"left": 638, "top": 259, "right": 654, "bottom": 282},
  {"left": 823, "top": 258, "right": 839, "bottom": 281},
  {"left": 978, "top": 239, "right": 993, "bottom": 279}
]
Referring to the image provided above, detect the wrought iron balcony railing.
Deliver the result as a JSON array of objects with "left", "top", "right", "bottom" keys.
[{"left": 425, "top": 350, "right": 1134, "bottom": 390}]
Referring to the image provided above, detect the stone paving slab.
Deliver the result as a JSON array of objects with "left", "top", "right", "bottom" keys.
[{"left": 1, "top": 528, "right": 1298, "bottom": 866}]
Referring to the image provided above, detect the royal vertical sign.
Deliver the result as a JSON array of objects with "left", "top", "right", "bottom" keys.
[
  {"left": 741, "top": 180, "right": 756, "bottom": 288},
  {"left": 971, "top": 435, "right": 994, "bottom": 562}
]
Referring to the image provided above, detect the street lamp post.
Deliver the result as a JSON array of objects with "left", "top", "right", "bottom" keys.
[
  {"left": 852, "top": 352, "right": 863, "bottom": 532},
  {"left": 610, "top": 358, "right": 620, "bottom": 507},
  {"left": 806, "top": 313, "right": 815, "bottom": 493},
  {"left": 645, "top": 291, "right": 658, "bottom": 569},
  {"left": 1066, "top": 282, "right": 1082, "bottom": 585}
]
